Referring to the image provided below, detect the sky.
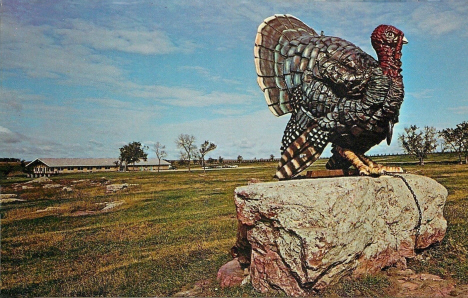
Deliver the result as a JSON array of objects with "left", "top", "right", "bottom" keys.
[{"left": 1, "top": 0, "right": 468, "bottom": 161}]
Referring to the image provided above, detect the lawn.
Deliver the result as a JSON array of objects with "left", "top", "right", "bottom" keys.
[{"left": 1, "top": 157, "right": 467, "bottom": 297}]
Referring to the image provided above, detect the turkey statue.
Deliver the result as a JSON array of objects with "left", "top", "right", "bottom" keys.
[{"left": 254, "top": 14, "right": 408, "bottom": 180}]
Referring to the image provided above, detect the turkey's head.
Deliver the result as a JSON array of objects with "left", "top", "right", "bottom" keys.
[{"left": 371, "top": 25, "right": 408, "bottom": 77}]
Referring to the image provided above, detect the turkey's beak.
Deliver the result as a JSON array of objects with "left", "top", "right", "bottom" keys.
[{"left": 402, "top": 36, "right": 408, "bottom": 44}]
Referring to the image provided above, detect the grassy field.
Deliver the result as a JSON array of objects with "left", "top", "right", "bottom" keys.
[{"left": 1, "top": 156, "right": 467, "bottom": 297}]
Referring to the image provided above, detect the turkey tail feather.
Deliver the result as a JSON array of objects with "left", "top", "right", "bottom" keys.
[
  {"left": 255, "top": 15, "right": 318, "bottom": 116},
  {"left": 276, "top": 124, "right": 328, "bottom": 179}
]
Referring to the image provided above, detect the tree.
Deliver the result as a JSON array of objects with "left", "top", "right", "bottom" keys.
[
  {"left": 153, "top": 142, "right": 168, "bottom": 172},
  {"left": 175, "top": 134, "right": 197, "bottom": 172},
  {"left": 218, "top": 156, "right": 224, "bottom": 164},
  {"left": 398, "top": 125, "right": 438, "bottom": 165},
  {"left": 270, "top": 154, "right": 275, "bottom": 161},
  {"left": 439, "top": 121, "right": 468, "bottom": 164},
  {"left": 199, "top": 140, "right": 217, "bottom": 173},
  {"left": 237, "top": 155, "right": 243, "bottom": 163},
  {"left": 119, "top": 142, "right": 148, "bottom": 171}
]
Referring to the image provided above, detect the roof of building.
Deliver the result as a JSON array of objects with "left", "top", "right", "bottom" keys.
[{"left": 26, "top": 158, "right": 171, "bottom": 167}]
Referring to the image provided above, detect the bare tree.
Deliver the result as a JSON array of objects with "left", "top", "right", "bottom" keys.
[
  {"left": 199, "top": 140, "right": 217, "bottom": 173},
  {"left": 439, "top": 122, "right": 468, "bottom": 164},
  {"left": 175, "top": 134, "right": 197, "bottom": 172},
  {"left": 399, "top": 125, "right": 438, "bottom": 165},
  {"left": 153, "top": 142, "right": 168, "bottom": 172}
]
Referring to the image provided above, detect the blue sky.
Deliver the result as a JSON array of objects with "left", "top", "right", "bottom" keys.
[{"left": 1, "top": 0, "right": 467, "bottom": 161}]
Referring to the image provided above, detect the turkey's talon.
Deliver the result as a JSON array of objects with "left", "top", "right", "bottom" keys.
[
  {"left": 380, "top": 166, "right": 403, "bottom": 174},
  {"left": 336, "top": 147, "right": 405, "bottom": 177},
  {"left": 369, "top": 167, "right": 382, "bottom": 175},
  {"left": 358, "top": 167, "right": 370, "bottom": 176}
]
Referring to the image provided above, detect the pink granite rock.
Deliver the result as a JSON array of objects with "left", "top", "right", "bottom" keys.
[
  {"left": 217, "top": 258, "right": 246, "bottom": 288},
  {"left": 230, "top": 174, "right": 447, "bottom": 296}
]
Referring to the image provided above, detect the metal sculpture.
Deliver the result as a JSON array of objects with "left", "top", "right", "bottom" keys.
[{"left": 254, "top": 14, "right": 408, "bottom": 179}]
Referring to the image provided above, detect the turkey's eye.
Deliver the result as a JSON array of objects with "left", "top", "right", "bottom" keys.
[{"left": 385, "top": 31, "right": 398, "bottom": 43}]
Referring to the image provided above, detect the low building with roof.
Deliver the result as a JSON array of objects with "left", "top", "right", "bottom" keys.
[{"left": 26, "top": 158, "right": 171, "bottom": 176}]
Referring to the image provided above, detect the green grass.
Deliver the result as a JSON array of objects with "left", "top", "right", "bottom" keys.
[{"left": 1, "top": 157, "right": 467, "bottom": 297}]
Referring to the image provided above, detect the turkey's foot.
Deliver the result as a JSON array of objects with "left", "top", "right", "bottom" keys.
[
  {"left": 336, "top": 147, "right": 403, "bottom": 175},
  {"left": 356, "top": 153, "right": 403, "bottom": 174}
]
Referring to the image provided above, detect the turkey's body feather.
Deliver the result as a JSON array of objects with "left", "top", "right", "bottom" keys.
[{"left": 255, "top": 15, "right": 405, "bottom": 178}]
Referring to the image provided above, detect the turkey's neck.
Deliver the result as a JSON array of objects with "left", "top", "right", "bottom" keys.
[
  {"left": 376, "top": 44, "right": 404, "bottom": 121},
  {"left": 376, "top": 45, "right": 403, "bottom": 79}
]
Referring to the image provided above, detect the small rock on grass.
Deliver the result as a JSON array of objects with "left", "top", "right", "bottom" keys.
[
  {"left": 0, "top": 194, "right": 18, "bottom": 199},
  {"left": 36, "top": 206, "right": 65, "bottom": 213},
  {"left": 0, "top": 198, "right": 26, "bottom": 204},
  {"left": 26, "top": 177, "right": 52, "bottom": 184},
  {"left": 0, "top": 194, "right": 26, "bottom": 204},
  {"left": 106, "top": 183, "right": 128, "bottom": 193},
  {"left": 217, "top": 258, "right": 249, "bottom": 288},
  {"left": 43, "top": 184, "right": 61, "bottom": 189},
  {"left": 101, "top": 200, "right": 124, "bottom": 211}
]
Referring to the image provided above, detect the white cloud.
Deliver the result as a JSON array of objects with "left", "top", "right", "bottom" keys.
[
  {"left": 0, "top": 105, "right": 287, "bottom": 160},
  {"left": 448, "top": 106, "right": 468, "bottom": 115},
  {"left": 0, "top": 16, "right": 249, "bottom": 111},
  {"left": 152, "top": 109, "right": 289, "bottom": 159},
  {"left": 410, "top": 5, "right": 467, "bottom": 36},
  {"left": 88, "top": 139, "right": 105, "bottom": 148},
  {"left": 212, "top": 108, "right": 246, "bottom": 116},
  {"left": 0, "top": 126, "right": 26, "bottom": 158},
  {"left": 407, "top": 89, "right": 435, "bottom": 100},
  {"left": 0, "top": 88, "right": 48, "bottom": 124},
  {"left": 131, "top": 84, "right": 256, "bottom": 107},
  {"left": 0, "top": 90, "right": 24, "bottom": 113},
  {"left": 179, "top": 66, "right": 241, "bottom": 85},
  {"left": 83, "top": 98, "right": 133, "bottom": 109},
  {"left": 0, "top": 15, "right": 195, "bottom": 94},
  {"left": 56, "top": 18, "right": 180, "bottom": 55},
  {"left": 1, "top": 18, "right": 124, "bottom": 86},
  {"left": 0, "top": 126, "right": 21, "bottom": 144}
]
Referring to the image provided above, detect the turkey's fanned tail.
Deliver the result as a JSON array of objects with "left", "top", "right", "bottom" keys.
[
  {"left": 254, "top": 14, "right": 318, "bottom": 116},
  {"left": 276, "top": 124, "right": 329, "bottom": 180}
]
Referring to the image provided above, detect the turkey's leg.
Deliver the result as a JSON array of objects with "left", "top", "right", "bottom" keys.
[
  {"left": 335, "top": 146, "right": 373, "bottom": 175},
  {"left": 326, "top": 148, "right": 352, "bottom": 170}
]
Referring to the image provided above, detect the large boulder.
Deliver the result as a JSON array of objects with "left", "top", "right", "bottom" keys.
[{"left": 230, "top": 174, "right": 447, "bottom": 296}]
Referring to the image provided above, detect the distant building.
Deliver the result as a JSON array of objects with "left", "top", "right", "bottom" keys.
[{"left": 26, "top": 158, "right": 171, "bottom": 177}]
